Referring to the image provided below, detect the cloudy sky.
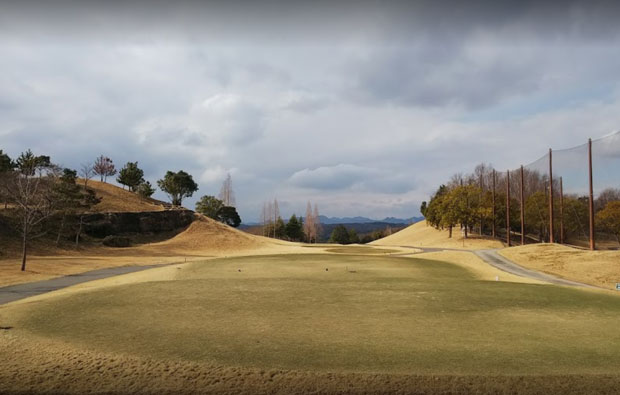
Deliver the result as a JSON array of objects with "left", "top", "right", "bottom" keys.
[{"left": 2, "top": 1, "right": 620, "bottom": 222}]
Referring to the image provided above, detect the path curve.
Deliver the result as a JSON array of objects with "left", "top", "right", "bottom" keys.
[
  {"left": 473, "top": 249, "right": 599, "bottom": 288},
  {"left": 389, "top": 245, "right": 601, "bottom": 289},
  {"left": 0, "top": 263, "right": 177, "bottom": 306}
]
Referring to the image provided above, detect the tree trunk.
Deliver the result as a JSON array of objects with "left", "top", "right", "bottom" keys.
[
  {"left": 448, "top": 225, "right": 452, "bottom": 238},
  {"left": 464, "top": 224, "right": 468, "bottom": 239},
  {"left": 75, "top": 216, "right": 83, "bottom": 248},
  {"left": 21, "top": 234, "right": 27, "bottom": 271},
  {"left": 56, "top": 215, "right": 66, "bottom": 247}
]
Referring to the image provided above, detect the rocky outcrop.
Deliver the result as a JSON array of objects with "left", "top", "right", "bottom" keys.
[{"left": 81, "top": 210, "right": 195, "bottom": 238}]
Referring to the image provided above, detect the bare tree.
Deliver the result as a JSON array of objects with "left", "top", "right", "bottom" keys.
[
  {"left": 273, "top": 198, "right": 280, "bottom": 238},
  {"left": 93, "top": 155, "right": 116, "bottom": 183},
  {"left": 218, "top": 173, "right": 236, "bottom": 207},
  {"left": 304, "top": 201, "right": 316, "bottom": 242},
  {"left": 79, "top": 163, "right": 95, "bottom": 188},
  {"left": 313, "top": 204, "right": 322, "bottom": 241},
  {"left": 260, "top": 202, "right": 267, "bottom": 236},
  {"left": 5, "top": 158, "right": 57, "bottom": 271}
]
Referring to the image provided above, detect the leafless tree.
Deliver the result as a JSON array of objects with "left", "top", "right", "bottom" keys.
[
  {"left": 93, "top": 155, "right": 116, "bottom": 183},
  {"left": 260, "top": 202, "right": 268, "bottom": 236},
  {"left": 218, "top": 173, "right": 236, "bottom": 207},
  {"left": 79, "top": 163, "right": 95, "bottom": 187},
  {"left": 273, "top": 198, "right": 280, "bottom": 238},
  {"left": 304, "top": 202, "right": 315, "bottom": 242},
  {"left": 5, "top": 163, "right": 58, "bottom": 271},
  {"left": 313, "top": 203, "right": 322, "bottom": 241}
]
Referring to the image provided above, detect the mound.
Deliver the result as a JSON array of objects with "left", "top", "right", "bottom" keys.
[
  {"left": 148, "top": 215, "right": 269, "bottom": 254},
  {"left": 83, "top": 179, "right": 166, "bottom": 213},
  {"left": 499, "top": 244, "right": 620, "bottom": 289},
  {"left": 371, "top": 220, "right": 503, "bottom": 250}
]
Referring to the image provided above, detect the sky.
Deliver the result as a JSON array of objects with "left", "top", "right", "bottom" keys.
[{"left": 2, "top": 0, "right": 620, "bottom": 222}]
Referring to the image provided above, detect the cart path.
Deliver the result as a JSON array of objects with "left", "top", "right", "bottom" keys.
[
  {"left": 0, "top": 263, "right": 177, "bottom": 306},
  {"left": 472, "top": 249, "right": 599, "bottom": 288},
  {"left": 390, "top": 245, "right": 600, "bottom": 289}
]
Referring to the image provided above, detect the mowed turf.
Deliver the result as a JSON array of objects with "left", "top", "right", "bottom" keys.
[{"left": 6, "top": 254, "right": 620, "bottom": 376}]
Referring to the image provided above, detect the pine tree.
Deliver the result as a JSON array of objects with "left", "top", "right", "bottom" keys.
[{"left": 117, "top": 162, "right": 144, "bottom": 192}]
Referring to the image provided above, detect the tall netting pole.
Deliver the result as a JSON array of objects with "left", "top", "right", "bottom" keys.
[
  {"left": 506, "top": 170, "right": 511, "bottom": 247},
  {"left": 479, "top": 173, "right": 483, "bottom": 235},
  {"left": 588, "top": 138, "right": 595, "bottom": 250},
  {"left": 548, "top": 148, "right": 555, "bottom": 243},
  {"left": 559, "top": 177, "right": 564, "bottom": 244},
  {"left": 520, "top": 165, "right": 525, "bottom": 246},
  {"left": 492, "top": 169, "right": 496, "bottom": 239}
]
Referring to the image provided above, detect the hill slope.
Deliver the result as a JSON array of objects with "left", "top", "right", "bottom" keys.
[
  {"left": 82, "top": 180, "right": 166, "bottom": 213},
  {"left": 148, "top": 215, "right": 270, "bottom": 254},
  {"left": 371, "top": 221, "right": 503, "bottom": 250}
]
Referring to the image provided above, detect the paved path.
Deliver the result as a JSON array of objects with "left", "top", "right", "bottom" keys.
[
  {"left": 0, "top": 264, "right": 174, "bottom": 306},
  {"left": 388, "top": 245, "right": 600, "bottom": 289},
  {"left": 473, "top": 249, "right": 598, "bottom": 288}
]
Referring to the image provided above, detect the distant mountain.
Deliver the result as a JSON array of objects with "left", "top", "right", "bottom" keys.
[
  {"left": 317, "top": 215, "right": 423, "bottom": 225},
  {"left": 241, "top": 216, "right": 424, "bottom": 227}
]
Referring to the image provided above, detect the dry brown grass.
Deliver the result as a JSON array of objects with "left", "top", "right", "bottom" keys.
[
  {"left": 415, "top": 250, "right": 544, "bottom": 284},
  {"left": 372, "top": 221, "right": 503, "bottom": 250},
  {"left": 0, "top": 214, "right": 288, "bottom": 287},
  {"left": 83, "top": 179, "right": 165, "bottom": 212},
  {"left": 3, "top": 254, "right": 620, "bottom": 393},
  {"left": 3, "top": 331, "right": 619, "bottom": 394},
  {"left": 500, "top": 243, "right": 620, "bottom": 289}
]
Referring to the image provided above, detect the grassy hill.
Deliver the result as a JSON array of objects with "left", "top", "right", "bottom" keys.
[
  {"left": 81, "top": 179, "right": 167, "bottom": 212},
  {"left": 372, "top": 220, "right": 503, "bottom": 250}
]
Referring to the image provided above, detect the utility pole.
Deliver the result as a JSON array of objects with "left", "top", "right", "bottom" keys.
[
  {"left": 560, "top": 177, "right": 564, "bottom": 244},
  {"left": 492, "top": 169, "right": 496, "bottom": 239},
  {"left": 506, "top": 170, "right": 511, "bottom": 247},
  {"left": 479, "top": 173, "right": 483, "bottom": 236},
  {"left": 520, "top": 165, "right": 525, "bottom": 246},
  {"left": 548, "top": 148, "right": 554, "bottom": 243},
  {"left": 588, "top": 138, "right": 595, "bottom": 250}
]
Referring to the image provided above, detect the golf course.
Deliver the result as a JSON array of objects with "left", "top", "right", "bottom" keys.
[{"left": 2, "top": 235, "right": 620, "bottom": 393}]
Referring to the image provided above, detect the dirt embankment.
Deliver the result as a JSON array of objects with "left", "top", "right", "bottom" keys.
[
  {"left": 500, "top": 243, "right": 620, "bottom": 289},
  {"left": 372, "top": 220, "right": 503, "bottom": 250}
]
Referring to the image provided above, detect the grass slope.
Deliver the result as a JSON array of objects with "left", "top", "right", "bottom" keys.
[
  {"left": 82, "top": 179, "right": 166, "bottom": 212},
  {"left": 500, "top": 243, "right": 620, "bottom": 289},
  {"left": 372, "top": 220, "right": 503, "bottom": 250},
  {"left": 4, "top": 254, "right": 620, "bottom": 377}
]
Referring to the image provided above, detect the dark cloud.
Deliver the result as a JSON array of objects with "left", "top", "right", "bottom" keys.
[
  {"left": 2, "top": 0, "right": 620, "bottom": 221},
  {"left": 2, "top": 1, "right": 620, "bottom": 44}
]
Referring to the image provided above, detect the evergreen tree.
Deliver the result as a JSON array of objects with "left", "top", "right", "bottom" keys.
[
  {"left": 275, "top": 216, "right": 286, "bottom": 238},
  {"left": 157, "top": 170, "right": 199, "bottom": 206},
  {"left": 285, "top": 214, "right": 304, "bottom": 241},
  {"left": 15, "top": 149, "right": 51, "bottom": 176},
  {"left": 196, "top": 195, "right": 225, "bottom": 219},
  {"left": 329, "top": 225, "right": 351, "bottom": 244},
  {"left": 117, "top": 162, "right": 144, "bottom": 191},
  {"left": 348, "top": 228, "right": 360, "bottom": 243},
  {"left": 136, "top": 181, "right": 156, "bottom": 199},
  {"left": 0, "top": 150, "right": 13, "bottom": 172},
  {"left": 216, "top": 206, "right": 242, "bottom": 227}
]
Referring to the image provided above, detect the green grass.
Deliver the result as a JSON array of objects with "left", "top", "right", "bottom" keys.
[{"left": 10, "top": 254, "right": 620, "bottom": 375}]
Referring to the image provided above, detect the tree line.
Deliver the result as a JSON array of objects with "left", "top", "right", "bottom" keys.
[
  {"left": 421, "top": 163, "right": 620, "bottom": 245},
  {"left": 0, "top": 148, "right": 243, "bottom": 271},
  {"left": 258, "top": 200, "right": 322, "bottom": 242}
]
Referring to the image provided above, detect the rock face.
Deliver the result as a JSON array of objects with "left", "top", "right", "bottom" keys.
[{"left": 81, "top": 210, "right": 195, "bottom": 238}]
